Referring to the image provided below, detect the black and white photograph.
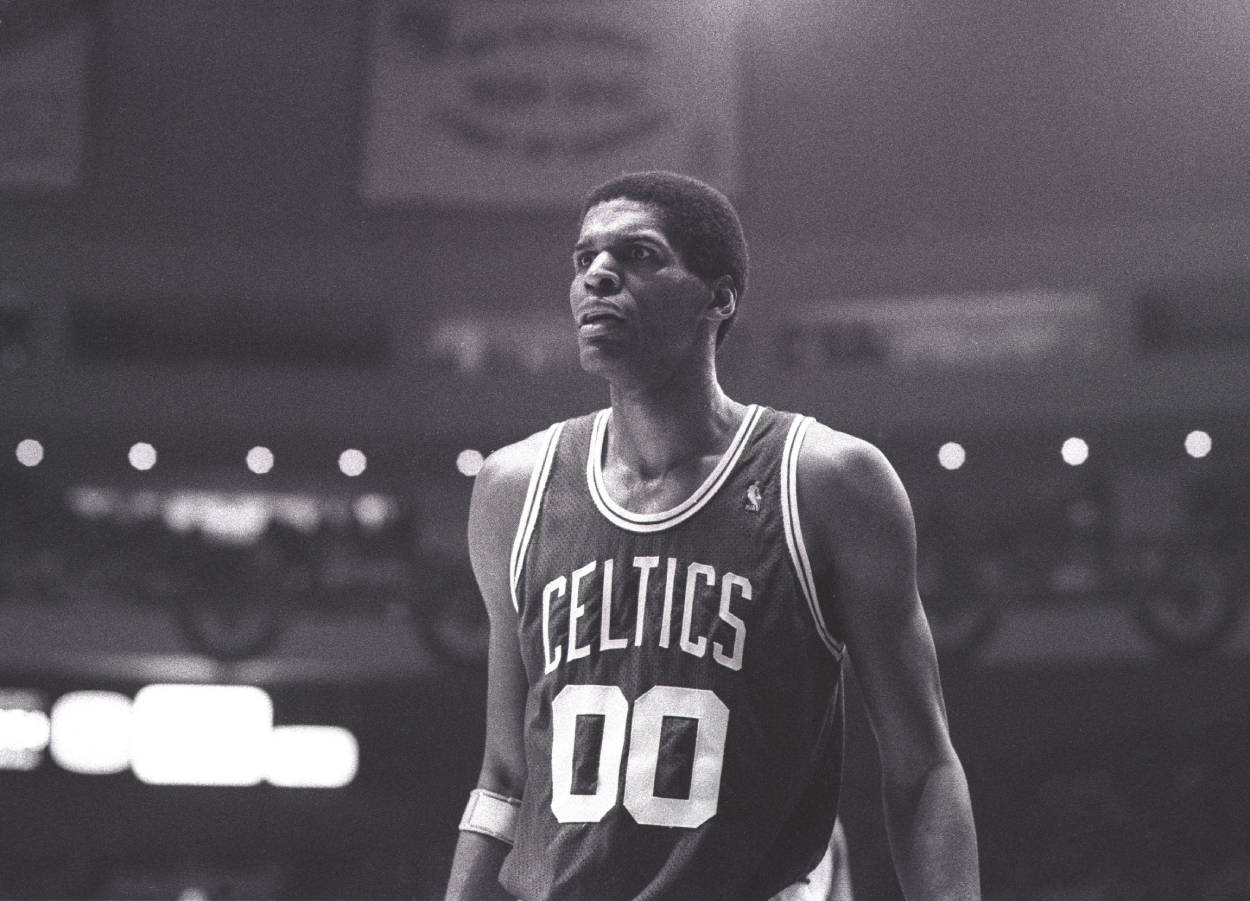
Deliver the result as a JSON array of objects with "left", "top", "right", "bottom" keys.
[{"left": 2, "top": 1, "right": 1250, "bottom": 899}]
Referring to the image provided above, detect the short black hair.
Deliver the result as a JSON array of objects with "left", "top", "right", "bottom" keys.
[{"left": 580, "top": 171, "right": 748, "bottom": 344}]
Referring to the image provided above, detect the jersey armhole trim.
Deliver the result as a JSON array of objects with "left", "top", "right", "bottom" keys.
[
  {"left": 509, "top": 421, "right": 565, "bottom": 612},
  {"left": 781, "top": 415, "right": 845, "bottom": 660}
]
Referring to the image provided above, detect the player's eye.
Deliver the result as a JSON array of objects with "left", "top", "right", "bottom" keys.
[
  {"left": 574, "top": 251, "right": 596, "bottom": 270},
  {"left": 627, "top": 244, "right": 655, "bottom": 261}
]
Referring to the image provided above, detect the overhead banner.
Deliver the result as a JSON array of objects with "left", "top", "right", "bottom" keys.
[
  {"left": 780, "top": 290, "right": 1105, "bottom": 370},
  {"left": 360, "top": 0, "right": 743, "bottom": 206}
]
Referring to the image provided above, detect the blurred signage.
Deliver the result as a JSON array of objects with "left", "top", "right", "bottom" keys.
[
  {"left": 0, "top": 2, "right": 91, "bottom": 192},
  {"left": 422, "top": 314, "right": 574, "bottom": 374},
  {"left": 360, "top": 0, "right": 743, "bottom": 205},
  {"left": 67, "top": 485, "right": 401, "bottom": 545},
  {"left": 781, "top": 290, "right": 1104, "bottom": 370}
]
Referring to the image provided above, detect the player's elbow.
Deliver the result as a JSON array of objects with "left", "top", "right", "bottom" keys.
[
  {"left": 478, "top": 754, "right": 527, "bottom": 801},
  {"left": 880, "top": 733, "right": 963, "bottom": 800}
]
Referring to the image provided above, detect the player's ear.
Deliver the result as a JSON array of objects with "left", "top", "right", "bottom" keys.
[{"left": 704, "top": 275, "right": 737, "bottom": 325}]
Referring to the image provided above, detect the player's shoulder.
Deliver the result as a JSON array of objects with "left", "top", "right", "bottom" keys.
[
  {"left": 794, "top": 418, "right": 893, "bottom": 480},
  {"left": 467, "top": 425, "right": 562, "bottom": 560},
  {"left": 472, "top": 426, "right": 558, "bottom": 508},
  {"left": 791, "top": 417, "right": 909, "bottom": 514}
]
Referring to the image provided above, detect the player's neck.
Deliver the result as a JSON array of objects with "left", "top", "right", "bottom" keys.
[{"left": 605, "top": 368, "right": 746, "bottom": 481}]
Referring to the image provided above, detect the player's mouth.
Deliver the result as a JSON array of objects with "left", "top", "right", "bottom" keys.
[{"left": 578, "top": 307, "right": 628, "bottom": 336}]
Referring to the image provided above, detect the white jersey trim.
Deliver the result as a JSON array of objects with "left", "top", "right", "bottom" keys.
[
  {"left": 587, "top": 404, "right": 763, "bottom": 534},
  {"left": 509, "top": 421, "right": 565, "bottom": 612},
  {"left": 781, "top": 415, "right": 844, "bottom": 660}
]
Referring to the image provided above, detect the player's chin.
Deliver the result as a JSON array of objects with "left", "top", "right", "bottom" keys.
[{"left": 577, "top": 336, "right": 629, "bottom": 374}]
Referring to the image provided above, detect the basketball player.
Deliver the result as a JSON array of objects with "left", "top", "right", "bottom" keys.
[{"left": 444, "top": 172, "right": 980, "bottom": 901}]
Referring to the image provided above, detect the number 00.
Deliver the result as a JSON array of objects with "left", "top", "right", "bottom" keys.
[{"left": 550, "top": 684, "right": 729, "bottom": 829}]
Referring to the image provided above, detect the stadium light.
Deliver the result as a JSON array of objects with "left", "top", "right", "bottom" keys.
[
  {"left": 247, "top": 446, "right": 275, "bottom": 474},
  {"left": 457, "top": 449, "right": 485, "bottom": 476},
  {"left": 937, "top": 442, "right": 965, "bottom": 471},
  {"left": 0, "top": 690, "right": 50, "bottom": 771},
  {"left": 49, "top": 691, "right": 133, "bottom": 775},
  {"left": 128, "top": 442, "right": 157, "bottom": 471},
  {"left": 1185, "top": 430, "right": 1212, "bottom": 459},
  {"left": 15, "top": 439, "right": 43, "bottom": 467},
  {"left": 266, "top": 726, "right": 359, "bottom": 788},
  {"left": 339, "top": 449, "right": 367, "bottom": 477},
  {"left": 10, "top": 685, "right": 360, "bottom": 788},
  {"left": 131, "top": 685, "right": 273, "bottom": 786},
  {"left": 1061, "top": 437, "right": 1089, "bottom": 466}
]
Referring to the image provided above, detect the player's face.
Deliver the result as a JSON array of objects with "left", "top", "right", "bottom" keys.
[{"left": 570, "top": 199, "right": 720, "bottom": 385}]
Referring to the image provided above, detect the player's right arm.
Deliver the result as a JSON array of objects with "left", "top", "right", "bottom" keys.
[{"left": 444, "top": 434, "right": 545, "bottom": 901}]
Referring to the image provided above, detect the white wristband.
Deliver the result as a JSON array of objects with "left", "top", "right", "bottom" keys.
[{"left": 459, "top": 788, "right": 521, "bottom": 845}]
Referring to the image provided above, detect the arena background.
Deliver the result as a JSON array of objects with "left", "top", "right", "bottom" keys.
[{"left": 2, "top": 1, "right": 1250, "bottom": 898}]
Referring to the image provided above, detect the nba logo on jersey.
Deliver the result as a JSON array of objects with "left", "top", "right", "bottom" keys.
[{"left": 745, "top": 481, "right": 762, "bottom": 512}]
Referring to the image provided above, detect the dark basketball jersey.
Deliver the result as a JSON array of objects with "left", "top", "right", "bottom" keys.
[{"left": 502, "top": 405, "right": 846, "bottom": 901}]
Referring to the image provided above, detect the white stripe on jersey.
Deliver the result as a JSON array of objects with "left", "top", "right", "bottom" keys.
[
  {"left": 587, "top": 404, "right": 763, "bottom": 533},
  {"left": 781, "top": 415, "right": 844, "bottom": 660},
  {"left": 509, "top": 421, "right": 565, "bottom": 612}
]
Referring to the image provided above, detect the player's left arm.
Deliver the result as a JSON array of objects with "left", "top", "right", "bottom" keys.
[{"left": 797, "top": 423, "right": 981, "bottom": 901}]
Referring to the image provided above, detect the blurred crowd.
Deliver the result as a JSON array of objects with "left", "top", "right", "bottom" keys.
[
  {"left": 0, "top": 472, "right": 487, "bottom": 666},
  {"left": 2, "top": 457, "right": 1250, "bottom": 899}
]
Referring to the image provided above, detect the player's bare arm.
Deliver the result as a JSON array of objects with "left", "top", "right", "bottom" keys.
[
  {"left": 444, "top": 434, "right": 543, "bottom": 901},
  {"left": 797, "top": 423, "right": 981, "bottom": 901}
]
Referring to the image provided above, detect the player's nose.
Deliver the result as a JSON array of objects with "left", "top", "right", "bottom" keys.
[{"left": 583, "top": 253, "right": 622, "bottom": 295}]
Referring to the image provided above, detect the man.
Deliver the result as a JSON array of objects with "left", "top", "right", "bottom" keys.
[{"left": 445, "top": 171, "right": 980, "bottom": 901}]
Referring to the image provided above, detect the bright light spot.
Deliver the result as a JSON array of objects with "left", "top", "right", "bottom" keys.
[
  {"left": 456, "top": 449, "right": 485, "bottom": 477},
  {"left": 163, "top": 491, "right": 270, "bottom": 544},
  {"left": 266, "top": 725, "right": 359, "bottom": 788},
  {"left": 15, "top": 439, "right": 43, "bottom": 467},
  {"left": 353, "top": 493, "right": 395, "bottom": 530},
  {"left": 199, "top": 494, "right": 268, "bottom": 544},
  {"left": 1062, "top": 437, "right": 1089, "bottom": 466},
  {"left": 339, "top": 449, "right": 367, "bottom": 477},
  {"left": 4, "top": 685, "right": 364, "bottom": 788},
  {"left": 0, "top": 708, "right": 50, "bottom": 750},
  {"left": 162, "top": 495, "right": 197, "bottom": 533},
  {"left": 937, "top": 442, "right": 966, "bottom": 471},
  {"left": 49, "top": 691, "right": 132, "bottom": 775},
  {"left": 131, "top": 685, "right": 273, "bottom": 786},
  {"left": 1185, "top": 430, "right": 1212, "bottom": 459},
  {"left": 0, "top": 690, "right": 47, "bottom": 771},
  {"left": 0, "top": 708, "right": 50, "bottom": 770},
  {"left": 128, "top": 442, "right": 157, "bottom": 471},
  {"left": 246, "top": 446, "right": 274, "bottom": 475}
]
